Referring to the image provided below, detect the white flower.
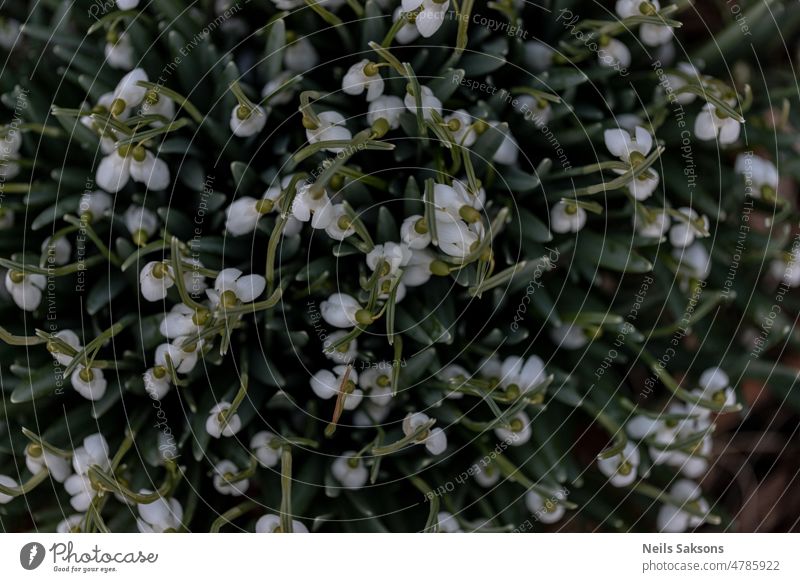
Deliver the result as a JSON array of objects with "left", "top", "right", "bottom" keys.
[
  {"left": 311, "top": 366, "right": 362, "bottom": 410},
  {"left": 104, "top": 32, "right": 134, "bottom": 69},
  {"left": 111, "top": 68, "right": 148, "bottom": 115},
  {"left": 597, "top": 442, "right": 640, "bottom": 487},
  {"left": 604, "top": 126, "right": 653, "bottom": 164},
  {"left": 284, "top": 37, "right": 319, "bottom": 72},
  {"left": 497, "top": 355, "right": 547, "bottom": 395},
  {"left": 673, "top": 242, "right": 711, "bottom": 280},
  {"left": 523, "top": 41, "right": 553, "bottom": 72},
  {"left": 494, "top": 411, "right": 531, "bottom": 445},
  {"left": 358, "top": 366, "right": 394, "bottom": 407},
  {"left": 735, "top": 154, "right": 779, "bottom": 199},
  {"left": 669, "top": 207, "right": 708, "bottom": 248},
  {"left": 230, "top": 103, "right": 268, "bottom": 137},
  {"left": 25, "top": 444, "right": 71, "bottom": 482},
  {"left": 473, "top": 461, "right": 501, "bottom": 488},
  {"left": 129, "top": 149, "right": 170, "bottom": 191},
  {"left": 205, "top": 402, "right": 242, "bottom": 438},
  {"left": 72, "top": 433, "right": 111, "bottom": 476},
  {"left": 4, "top": 270, "right": 46, "bottom": 311},
  {"left": 434, "top": 180, "right": 485, "bottom": 222},
  {"left": 159, "top": 303, "right": 202, "bottom": 339},
  {"left": 324, "top": 204, "right": 356, "bottom": 241},
  {"left": 322, "top": 331, "right": 358, "bottom": 364},
  {"left": 694, "top": 366, "right": 737, "bottom": 410},
  {"left": 251, "top": 432, "right": 282, "bottom": 468},
  {"left": 367, "top": 242, "right": 412, "bottom": 276},
  {"left": 367, "top": 95, "right": 405, "bottom": 130},
  {"left": 96, "top": 150, "right": 131, "bottom": 193},
  {"left": 306, "top": 111, "right": 351, "bottom": 153},
  {"left": 770, "top": 252, "right": 800, "bottom": 288},
  {"left": 444, "top": 110, "right": 477, "bottom": 146},
  {"left": 117, "top": 0, "right": 140, "bottom": 8},
  {"left": 261, "top": 71, "right": 298, "bottom": 105},
  {"left": 57, "top": 514, "right": 84, "bottom": 533},
  {"left": 550, "top": 323, "right": 588, "bottom": 350},
  {"left": 343, "top": 59, "right": 384, "bottom": 101},
  {"left": 404, "top": 85, "right": 442, "bottom": 121},
  {"left": 124, "top": 205, "right": 159, "bottom": 244},
  {"left": 525, "top": 490, "right": 566, "bottom": 524},
  {"left": 694, "top": 102, "right": 741, "bottom": 144},
  {"left": 332, "top": 452, "right": 369, "bottom": 489},
  {"left": 138, "top": 90, "right": 176, "bottom": 123},
  {"left": 77, "top": 190, "right": 113, "bottom": 222},
  {"left": 70, "top": 366, "right": 107, "bottom": 401},
  {"left": 657, "top": 479, "right": 709, "bottom": 532},
  {"left": 665, "top": 62, "right": 700, "bottom": 105},
  {"left": 139, "top": 261, "right": 174, "bottom": 302},
  {"left": 143, "top": 367, "right": 171, "bottom": 400},
  {"left": 0, "top": 475, "right": 17, "bottom": 504},
  {"left": 550, "top": 201, "right": 587, "bottom": 233},
  {"left": 400, "top": 214, "right": 431, "bottom": 250},
  {"left": 393, "top": 6, "right": 421, "bottom": 44},
  {"left": 255, "top": 514, "right": 309, "bottom": 533},
  {"left": 615, "top": 0, "right": 653, "bottom": 18},
  {"left": 435, "top": 511, "right": 462, "bottom": 533},
  {"left": 402, "top": 249, "right": 437, "bottom": 287},
  {"left": 598, "top": 38, "right": 631, "bottom": 69},
  {"left": 435, "top": 214, "right": 482, "bottom": 258},
  {"left": 225, "top": 196, "right": 272, "bottom": 236},
  {"left": 136, "top": 494, "right": 183, "bottom": 532},
  {"left": 488, "top": 121, "right": 519, "bottom": 165},
  {"left": 291, "top": 183, "right": 335, "bottom": 229},
  {"left": 155, "top": 339, "right": 201, "bottom": 374},
  {"left": 403, "top": 412, "right": 447, "bottom": 455},
  {"left": 207, "top": 268, "right": 266, "bottom": 306},
  {"left": 41, "top": 236, "right": 71, "bottom": 266},
  {"left": 320, "top": 293, "right": 364, "bottom": 328},
  {"left": 212, "top": 460, "right": 249, "bottom": 496},
  {"left": 49, "top": 329, "right": 82, "bottom": 366},
  {"left": 519, "top": 95, "right": 552, "bottom": 127},
  {"left": 633, "top": 208, "right": 670, "bottom": 238},
  {"left": 402, "top": 0, "right": 450, "bottom": 38},
  {"left": 641, "top": 23, "right": 672, "bottom": 46}
]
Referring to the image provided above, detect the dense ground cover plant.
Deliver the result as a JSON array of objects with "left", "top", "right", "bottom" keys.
[{"left": 0, "top": 0, "right": 799, "bottom": 532}]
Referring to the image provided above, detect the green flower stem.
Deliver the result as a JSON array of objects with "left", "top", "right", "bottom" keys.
[
  {"left": 0, "top": 468, "right": 50, "bottom": 497},
  {"left": 632, "top": 481, "right": 721, "bottom": 525},
  {"left": 578, "top": 399, "right": 628, "bottom": 460},
  {"left": 335, "top": 165, "right": 388, "bottom": 190},
  {"left": 62, "top": 313, "right": 136, "bottom": 378},
  {"left": 304, "top": 0, "right": 343, "bottom": 25},
  {"left": 114, "top": 118, "right": 191, "bottom": 147},
  {"left": 279, "top": 447, "right": 294, "bottom": 533},
  {"left": 266, "top": 174, "right": 306, "bottom": 294},
  {"left": 324, "top": 364, "right": 355, "bottom": 438},
  {"left": 88, "top": 112, "right": 135, "bottom": 136},
  {"left": 673, "top": 85, "right": 745, "bottom": 123},
  {"left": 220, "top": 346, "right": 249, "bottom": 423},
  {"left": 390, "top": 336, "right": 403, "bottom": 395},
  {"left": 88, "top": 465, "right": 178, "bottom": 505},
  {"left": 63, "top": 215, "right": 122, "bottom": 266},
  {"left": 308, "top": 130, "right": 388, "bottom": 199},
  {"left": 423, "top": 494, "right": 441, "bottom": 532},
  {"left": 228, "top": 80, "right": 258, "bottom": 110},
  {"left": 169, "top": 236, "right": 208, "bottom": 312},
  {"left": 468, "top": 260, "right": 528, "bottom": 297},
  {"left": 554, "top": 145, "right": 665, "bottom": 198},
  {"left": 381, "top": 7, "right": 419, "bottom": 47},
  {"left": 489, "top": 452, "right": 578, "bottom": 509},
  {"left": 135, "top": 81, "right": 205, "bottom": 125},
  {"left": 368, "top": 41, "right": 406, "bottom": 77},
  {"left": 342, "top": 200, "right": 375, "bottom": 252},
  {"left": 0, "top": 254, "right": 104, "bottom": 276},
  {"left": 371, "top": 419, "right": 435, "bottom": 456},
  {"left": 454, "top": 0, "right": 474, "bottom": 57},
  {"left": 0, "top": 327, "right": 47, "bottom": 346},
  {"left": 22, "top": 427, "right": 73, "bottom": 458},
  {"left": 423, "top": 179, "right": 439, "bottom": 246},
  {"left": 210, "top": 501, "right": 258, "bottom": 533},
  {"left": 299, "top": 90, "right": 322, "bottom": 128},
  {"left": 260, "top": 74, "right": 303, "bottom": 106}
]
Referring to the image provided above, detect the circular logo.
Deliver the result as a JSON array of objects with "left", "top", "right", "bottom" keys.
[{"left": 19, "top": 542, "right": 46, "bottom": 570}]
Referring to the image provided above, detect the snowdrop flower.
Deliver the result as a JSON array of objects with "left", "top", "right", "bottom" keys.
[
  {"left": 323, "top": 331, "right": 358, "bottom": 364},
  {"left": 657, "top": 479, "right": 709, "bottom": 532},
  {"left": 605, "top": 126, "right": 653, "bottom": 165},
  {"left": 225, "top": 196, "right": 274, "bottom": 236},
  {"left": 523, "top": 41, "right": 553, "bottom": 72},
  {"left": 291, "top": 183, "right": 335, "bottom": 229},
  {"left": 494, "top": 411, "right": 531, "bottom": 445},
  {"left": 665, "top": 62, "right": 700, "bottom": 105},
  {"left": 310, "top": 366, "right": 362, "bottom": 410},
  {"left": 48, "top": 329, "right": 82, "bottom": 366},
  {"left": 230, "top": 103, "right": 268, "bottom": 137},
  {"left": 212, "top": 460, "right": 249, "bottom": 496},
  {"left": 136, "top": 494, "right": 183, "bottom": 532},
  {"left": 393, "top": 6, "right": 421, "bottom": 44},
  {"left": 641, "top": 22, "right": 672, "bottom": 47},
  {"left": 598, "top": 38, "right": 631, "bottom": 69},
  {"left": 735, "top": 154, "right": 779, "bottom": 200},
  {"left": 332, "top": 452, "right": 369, "bottom": 489},
  {"left": 367, "top": 242, "right": 412, "bottom": 277},
  {"left": 444, "top": 110, "right": 477, "bottom": 146},
  {"left": 57, "top": 514, "right": 84, "bottom": 533},
  {"left": 672, "top": 242, "right": 711, "bottom": 280},
  {"left": 77, "top": 190, "right": 113, "bottom": 222},
  {"left": 320, "top": 293, "right": 366, "bottom": 328},
  {"left": 324, "top": 204, "right": 356, "bottom": 241},
  {"left": 139, "top": 261, "right": 178, "bottom": 302},
  {"left": 358, "top": 366, "right": 394, "bottom": 407},
  {"left": 400, "top": 214, "right": 432, "bottom": 250},
  {"left": 550, "top": 323, "right": 588, "bottom": 350},
  {"left": 519, "top": 95, "right": 552, "bottom": 128},
  {"left": 597, "top": 442, "right": 640, "bottom": 487},
  {"left": 124, "top": 205, "right": 159, "bottom": 245},
  {"left": 694, "top": 366, "right": 737, "bottom": 409},
  {"left": 207, "top": 268, "right": 266, "bottom": 307},
  {"left": 256, "top": 513, "right": 309, "bottom": 533},
  {"left": 72, "top": 434, "right": 111, "bottom": 476},
  {"left": 70, "top": 366, "right": 107, "bottom": 401},
  {"left": 343, "top": 59, "right": 384, "bottom": 101},
  {"left": 615, "top": 1, "right": 671, "bottom": 46},
  {"left": 435, "top": 214, "right": 482, "bottom": 259},
  {"left": 473, "top": 461, "right": 501, "bottom": 488},
  {"left": 5, "top": 270, "right": 46, "bottom": 311},
  {"left": 131, "top": 149, "right": 170, "bottom": 191},
  {"left": 403, "top": 412, "right": 447, "bottom": 455},
  {"left": 205, "top": 402, "right": 242, "bottom": 438},
  {"left": 25, "top": 443, "right": 71, "bottom": 482},
  {"left": 694, "top": 102, "right": 741, "bottom": 144},
  {"left": 633, "top": 208, "right": 670, "bottom": 238},
  {"left": 497, "top": 355, "right": 547, "bottom": 397},
  {"left": 402, "top": 249, "right": 437, "bottom": 287},
  {"left": 95, "top": 149, "right": 132, "bottom": 193},
  {"left": 525, "top": 490, "right": 566, "bottom": 524},
  {"left": 367, "top": 95, "right": 405, "bottom": 130},
  {"left": 404, "top": 85, "right": 442, "bottom": 121},
  {"left": 0, "top": 475, "right": 17, "bottom": 504},
  {"left": 435, "top": 180, "right": 485, "bottom": 221},
  {"left": 104, "top": 31, "right": 134, "bottom": 69},
  {"left": 669, "top": 207, "right": 708, "bottom": 248},
  {"left": 41, "top": 236, "right": 72, "bottom": 266},
  {"left": 284, "top": 36, "right": 319, "bottom": 73},
  {"left": 155, "top": 339, "right": 201, "bottom": 375},
  {"left": 251, "top": 432, "right": 282, "bottom": 468},
  {"left": 261, "top": 71, "right": 298, "bottom": 105},
  {"left": 139, "top": 89, "right": 176, "bottom": 123},
  {"left": 770, "top": 252, "right": 800, "bottom": 288},
  {"left": 435, "top": 511, "right": 462, "bottom": 533},
  {"left": 117, "top": 0, "right": 140, "bottom": 8},
  {"left": 488, "top": 122, "right": 519, "bottom": 165},
  {"left": 402, "top": 0, "right": 450, "bottom": 38},
  {"left": 110, "top": 68, "right": 148, "bottom": 117},
  {"left": 305, "top": 111, "right": 351, "bottom": 153},
  {"left": 159, "top": 303, "right": 203, "bottom": 339},
  {"left": 550, "top": 200, "right": 587, "bottom": 234},
  {"left": 143, "top": 367, "right": 171, "bottom": 400}
]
